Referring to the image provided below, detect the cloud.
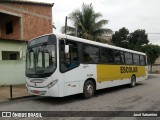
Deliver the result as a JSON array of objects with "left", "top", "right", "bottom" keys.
[{"left": 31, "top": 0, "right": 160, "bottom": 44}]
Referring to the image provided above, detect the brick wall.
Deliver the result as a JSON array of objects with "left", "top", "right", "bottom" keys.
[
  {"left": 22, "top": 8, "right": 52, "bottom": 40},
  {"left": 0, "top": 15, "right": 21, "bottom": 40},
  {"left": 0, "top": 2, "right": 53, "bottom": 41}
]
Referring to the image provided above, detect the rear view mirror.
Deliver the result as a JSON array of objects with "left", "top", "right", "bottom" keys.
[
  {"left": 65, "top": 45, "right": 69, "bottom": 54},
  {"left": 52, "top": 51, "right": 55, "bottom": 58}
]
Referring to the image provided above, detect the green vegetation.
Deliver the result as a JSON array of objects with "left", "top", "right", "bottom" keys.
[
  {"left": 112, "top": 27, "right": 160, "bottom": 70},
  {"left": 61, "top": 3, "right": 112, "bottom": 42},
  {"left": 60, "top": 3, "right": 160, "bottom": 69},
  {"left": 111, "top": 27, "right": 130, "bottom": 49},
  {"left": 111, "top": 27, "right": 149, "bottom": 50},
  {"left": 141, "top": 44, "right": 160, "bottom": 71}
]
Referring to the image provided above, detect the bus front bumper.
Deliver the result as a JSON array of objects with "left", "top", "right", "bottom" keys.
[{"left": 26, "top": 84, "right": 59, "bottom": 97}]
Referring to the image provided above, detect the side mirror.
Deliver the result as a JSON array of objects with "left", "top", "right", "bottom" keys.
[{"left": 65, "top": 45, "right": 69, "bottom": 54}]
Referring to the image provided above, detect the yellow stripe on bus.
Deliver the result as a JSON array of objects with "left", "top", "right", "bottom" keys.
[{"left": 97, "top": 65, "right": 146, "bottom": 82}]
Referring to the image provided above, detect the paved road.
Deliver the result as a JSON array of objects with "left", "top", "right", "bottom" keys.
[{"left": 0, "top": 74, "right": 160, "bottom": 120}]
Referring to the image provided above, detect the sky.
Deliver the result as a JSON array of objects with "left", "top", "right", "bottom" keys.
[{"left": 32, "top": 0, "right": 160, "bottom": 45}]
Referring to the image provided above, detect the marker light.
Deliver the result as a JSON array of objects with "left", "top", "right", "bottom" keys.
[{"left": 47, "top": 79, "right": 58, "bottom": 89}]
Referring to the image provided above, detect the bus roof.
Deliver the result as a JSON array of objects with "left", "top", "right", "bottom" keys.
[
  {"left": 29, "top": 33, "right": 146, "bottom": 56},
  {"left": 56, "top": 33, "right": 146, "bottom": 56}
]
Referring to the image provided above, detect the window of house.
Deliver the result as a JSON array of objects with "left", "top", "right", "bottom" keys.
[
  {"left": 5, "top": 21, "right": 13, "bottom": 34},
  {"left": 2, "top": 51, "right": 20, "bottom": 60}
]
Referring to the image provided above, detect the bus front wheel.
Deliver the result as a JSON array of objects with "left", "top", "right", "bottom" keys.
[
  {"left": 130, "top": 75, "right": 136, "bottom": 87},
  {"left": 83, "top": 80, "right": 95, "bottom": 99}
]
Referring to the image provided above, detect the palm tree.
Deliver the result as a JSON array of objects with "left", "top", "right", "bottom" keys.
[{"left": 61, "top": 3, "right": 112, "bottom": 42}]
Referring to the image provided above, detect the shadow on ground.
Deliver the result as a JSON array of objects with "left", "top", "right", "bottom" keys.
[
  {"left": 0, "top": 77, "right": 149, "bottom": 105},
  {"left": 32, "top": 83, "right": 145, "bottom": 105}
]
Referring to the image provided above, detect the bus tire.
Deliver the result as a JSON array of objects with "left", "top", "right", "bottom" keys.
[
  {"left": 83, "top": 80, "right": 95, "bottom": 99},
  {"left": 130, "top": 75, "right": 136, "bottom": 87}
]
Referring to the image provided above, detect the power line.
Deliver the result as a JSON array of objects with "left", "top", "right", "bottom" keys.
[{"left": 147, "top": 33, "right": 160, "bottom": 34}]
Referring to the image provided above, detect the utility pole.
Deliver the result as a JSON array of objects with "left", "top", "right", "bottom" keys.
[
  {"left": 75, "top": 24, "right": 77, "bottom": 37},
  {"left": 65, "top": 16, "right": 67, "bottom": 34}
]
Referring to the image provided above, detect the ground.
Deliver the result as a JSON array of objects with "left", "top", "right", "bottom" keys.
[
  {"left": 0, "top": 85, "right": 29, "bottom": 102},
  {"left": 0, "top": 74, "right": 160, "bottom": 120}
]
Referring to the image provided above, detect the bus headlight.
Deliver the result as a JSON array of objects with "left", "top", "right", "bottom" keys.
[{"left": 47, "top": 79, "right": 58, "bottom": 89}]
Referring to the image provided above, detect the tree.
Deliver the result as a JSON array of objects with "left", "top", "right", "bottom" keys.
[
  {"left": 141, "top": 44, "right": 160, "bottom": 72},
  {"left": 111, "top": 27, "right": 130, "bottom": 48},
  {"left": 129, "top": 29, "right": 149, "bottom": 50},
  {"left": 111, "top": 27, "right": 160, "bottom": 72},
  {"left": 111, "top": 28, "right": 149, "bottom": 50},
  {"left": 61, "top": 3, "right": 112, "bottom": 42}
]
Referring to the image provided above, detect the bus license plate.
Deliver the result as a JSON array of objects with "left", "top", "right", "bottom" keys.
[{"left": 32, "top": 90, "right": 40, "bottom": 94}]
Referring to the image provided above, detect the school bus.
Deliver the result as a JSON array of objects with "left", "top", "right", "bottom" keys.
[{"left": 26, "top": 33, "right": 148, "bottom": 98}]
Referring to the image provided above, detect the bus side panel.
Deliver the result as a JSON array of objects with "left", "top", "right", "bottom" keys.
[
  {"left": 96, "top": 65, "right": 146, "bottom": 89},
  {"left": 63, "top": 64, "right": 97, "bottom": 96},
  {"left": 62, "top": 64, "right": 84, "bottom": 96},
  {"left": 97, "top": 65, "right": 146, "bottom": 82},
  {"left": 136, "top": 66, "right": 148, "bottom": 82}
]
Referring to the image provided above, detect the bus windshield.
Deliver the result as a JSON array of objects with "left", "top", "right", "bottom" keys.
[{"left": 26, "top": 35, "right": 56, "bottom": 78}]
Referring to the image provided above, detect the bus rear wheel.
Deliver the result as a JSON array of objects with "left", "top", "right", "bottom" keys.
[
  {"left": 130, "top": 75, "right": 136, "bottom": 87},
  {"left": 83, "top": 80, "right": 95, "bottom": 99}
]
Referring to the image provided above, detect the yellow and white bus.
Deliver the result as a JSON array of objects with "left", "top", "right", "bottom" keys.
[{"left": 26, "top": 33, "right": 148, "bottom": 98}]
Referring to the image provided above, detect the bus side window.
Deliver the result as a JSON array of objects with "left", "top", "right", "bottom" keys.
[
  {"left": 124, "top": 52, "right": 133, "bottom": 65},
  {"left": 83, "top": 44, "right": 100, "bottom": 63},
  {"left": 133, "top": 54, "right": 140, "bottom": 65},
  {"left": 114, "top": 50, "right": 121, "bottom": 64},
  {"left": 100, "top": 48, "right": 114, "bottom": 64},
  {"left": 60, "top": 40, "right": 79, "bottom": 72},
  {"left": 120, "top": 51, "right": 125, "bottom": 64},
  {"left": 140, "top": 55, "right": 145, "bottom": 65},
  {"left": 83, "top": 52, "right": 93, "bottom": 62},
  {"left": 101, "top": 48, "right": 108, "bottom": 63}
]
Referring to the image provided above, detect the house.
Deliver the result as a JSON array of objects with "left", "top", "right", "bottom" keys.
[
  {"left": 0, "top": 0, "right": 54, "bottom": 85},
  {"left": 148, "top": 57, "right": 160, "bottom": 73}
]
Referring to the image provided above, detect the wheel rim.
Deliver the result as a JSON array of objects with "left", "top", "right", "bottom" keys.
[
  {"left": 132, "top": 80, "right": 135, "bottom": 86},
  {"left": 87, "top": 84, "right": 93, "bottom": 95}
]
